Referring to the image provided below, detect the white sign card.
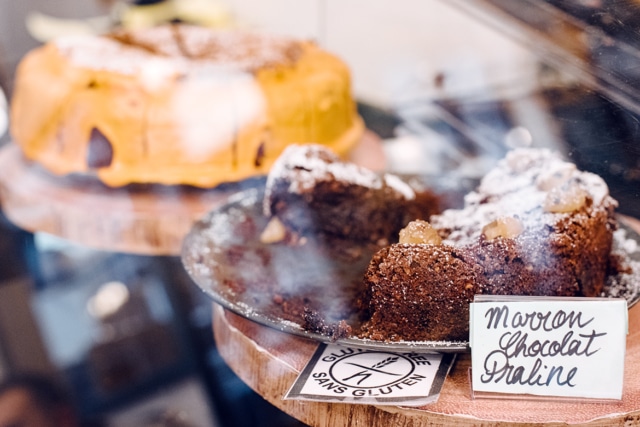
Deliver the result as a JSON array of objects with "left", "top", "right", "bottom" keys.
[
  {"left": 470, "top": 295, "right": 628, "bottom": 400},
  {"left": 286, "top": 344, "right": 455, "bottom": 406}
]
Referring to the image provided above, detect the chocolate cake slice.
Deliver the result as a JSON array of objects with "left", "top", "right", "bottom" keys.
[
  {"left": 360, "top": 148, "right": 619, "bottom": 342},
  {"left": 262, "top": 144, "right": 439, "bottom": 245}
]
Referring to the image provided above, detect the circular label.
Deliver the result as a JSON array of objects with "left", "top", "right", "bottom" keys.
[{"left": 328, "top": 352, "right": 415, "bottom": 389}]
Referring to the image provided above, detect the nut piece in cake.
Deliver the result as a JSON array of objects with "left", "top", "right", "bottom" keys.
[
  {"left": 481, "top": 216, "right": 524, "bottom": 240},
  {"left": 398, "top": 220, "right": 442, "bottom": 245}
]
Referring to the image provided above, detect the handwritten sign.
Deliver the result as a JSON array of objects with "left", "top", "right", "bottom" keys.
[
  {"left": 286, "top": 344, "right": 455, "bottom": 406},
  {"left": 470, "top": 295, "right": 628, "bottom": 400}
]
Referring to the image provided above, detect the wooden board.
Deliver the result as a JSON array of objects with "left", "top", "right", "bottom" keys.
[
  {"left": 0, "top": 132, "right": 385, "bottom": 255},
  {"left": 204, "top": 179, "right": 640, "bottom": 425},
  {"left": 213, "top": 303, "right": 640, "bottom": 426}
]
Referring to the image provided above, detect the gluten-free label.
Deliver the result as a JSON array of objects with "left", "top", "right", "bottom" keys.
[
  {"left": 470, "top": 296, "right": 628, "bottom": 400},
  {"left": 286, "top": 344, "right": 455, "bottom": 406}
]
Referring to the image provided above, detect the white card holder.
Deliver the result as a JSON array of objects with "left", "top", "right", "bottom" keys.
[{"left": 469, "top": 295, "right": 628, "bottom": 401}]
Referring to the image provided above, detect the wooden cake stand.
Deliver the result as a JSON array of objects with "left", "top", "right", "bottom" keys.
[
  {"left": 213, "top": 301, "right": 640, "bottom": 426},
  {"left": 0, "top": 132, "right": 385, "bottom": 255},
  {"left": 211, "top": 216, "right": 640, "bottom": 427}
]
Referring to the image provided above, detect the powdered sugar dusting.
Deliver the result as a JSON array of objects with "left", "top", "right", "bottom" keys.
[
  {"left": 167, "top": 26, "right": 303, "bottom": 69},
  {"left": 267, "top": 144, "right": 382, "bottom": 192},
  {"left": 432, "top": 148, "right": 616, "bottom": 245},
  {"left": 478, "top": 148, "right": 609, "bottom": 204},
  {"left": 55, "top": 35, "right": 180, "bottom": 75},
  {"left": 384, "top": 173, "right": 416, "bottom": 200},
  {"left": 264, "top": 144, "right": 416, "bottom": 216},
  {"left": 54, "top": 25, "right": 304, "bottom": 77},
  {"left": 604, "top": 227, "right": 640, "bottom": 303}
]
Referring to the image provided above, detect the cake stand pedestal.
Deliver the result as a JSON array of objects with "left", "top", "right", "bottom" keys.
[
  {"left": 212, "top": 291, "right": 640, "bottom": 426},
  {"left": 0, "top": 131, "right": 385, "bottom": 255}
]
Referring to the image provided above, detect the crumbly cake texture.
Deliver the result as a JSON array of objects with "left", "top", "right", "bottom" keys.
[
  {"left": 361, "top": 148, "right": 620, "bottom": 342},
  {"left": 10, "top": 24, "right": 363, "bottom": 187},
  {"left": 263, "top": 144, "right": 440, "bottom": 244},
  {"left": 361, "top": 244, "right": 484, "bottom": 341}
]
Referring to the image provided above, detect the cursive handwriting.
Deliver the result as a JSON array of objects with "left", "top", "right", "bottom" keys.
[
  {"left": 481, "top": 354, "right": 577, "bottom": 387},
  {"left": 478, "top": 304, "right": 607, "bottom": 388},
  {"left": 484, "top": 305, "right": 594, "bottom": 331},
  {"left": 495, "top": 330, "right": 604, "bottom": 359}
]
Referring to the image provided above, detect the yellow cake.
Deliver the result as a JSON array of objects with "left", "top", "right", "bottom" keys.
[{"left": 10, "top": 24, "right": 363, "bottom": 187}]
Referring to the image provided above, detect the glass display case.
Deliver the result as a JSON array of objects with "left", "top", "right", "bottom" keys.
[{"left": 1, "top": 0, "right": 640, "bottom": 425}]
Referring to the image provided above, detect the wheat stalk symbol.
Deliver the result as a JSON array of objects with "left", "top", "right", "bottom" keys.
[
  {"left": 371, "top": 357, "right": 398, "bottom": 369},
  {"left": 343, "top": 356, "right": 402, "bottom": 386}
]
